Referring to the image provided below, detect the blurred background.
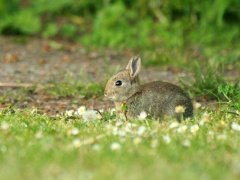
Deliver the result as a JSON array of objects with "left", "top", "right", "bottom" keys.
[{"left": 1, "top": 0, "right": 240, "bottom": 49}]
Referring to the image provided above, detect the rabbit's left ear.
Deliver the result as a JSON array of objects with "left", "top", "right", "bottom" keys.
[{"left": 126, "top": 56, "right": 141, "bottom": 79}]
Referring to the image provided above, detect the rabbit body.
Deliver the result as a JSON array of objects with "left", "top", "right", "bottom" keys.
[
  {"left": 119, "top": 81, "right": 193, "bottom": 119},
  {"left": 104, "top": 56, "right": 193, "bottom": 119}
]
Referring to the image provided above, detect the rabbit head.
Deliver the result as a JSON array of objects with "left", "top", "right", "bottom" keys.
[{"left": 104, "top": 56, "right": 141, "bottom": 102}]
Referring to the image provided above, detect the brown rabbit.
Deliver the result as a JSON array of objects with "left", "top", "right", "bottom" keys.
[{"left": 104, "top": 56, "right": 193, "bottom": 120}]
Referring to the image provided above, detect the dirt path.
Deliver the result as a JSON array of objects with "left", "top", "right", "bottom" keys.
[{"left": 0, "top": 37, "right": 220, "bottom": 115}]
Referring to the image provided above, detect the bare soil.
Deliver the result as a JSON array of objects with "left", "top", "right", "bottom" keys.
[{"left": 0, "top": 37, "right": 237, "bottom": 115}]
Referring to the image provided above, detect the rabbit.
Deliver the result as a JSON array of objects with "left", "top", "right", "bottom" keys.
[{"left": 104, "top": 56, "right": 193, "bottom": 120}]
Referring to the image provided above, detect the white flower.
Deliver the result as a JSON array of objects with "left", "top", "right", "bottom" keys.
[
  {"left": 21, "top": 122, "right": 28, "bottom": 128},
  {"left": 133, "top": 137, "right": 142, "bottom": 145},
  {"left": 82, "top": 110, "right": 98, "bottom": 122},
  {"left": 151, "top": 139, "right": 158, "bottom": 148},
  {"left": 110, "top": 108, "right": 116, "bottom": 115},
  {"left": 82, "top": 138, "right": 95, "bottom": 145},
  {"left": 169, "top": 122, "right": 179, "bottom": 129},
  {"left": 118, "top": 130, "right": 126, "bottom": 137},
  {"left": 96, "top": 113, "right": 102, "bottom": 119},
  {"left": 162, "top": 135, "right": 171, "bottom": 144},
  {"left": 199, "top": 112, "right": 210, "bottom": 126},
  {"left": 76, "top": 106, "right": 86, "bottom": 116},
  {"left": 1, "top": 122, "right": 9, "bottom": 130},
  {"left": 176, "top": 125, "right": 188, "bottom": 133},
  {"left": 138, "top": 111, "right": 147, "bottom": 120},
  {"left": 70, "top": 128, "right": 79, "bottom": 135},
  {"left": 0, "top": 146, "right": 7, "bottom": 153},
  {"left": 190, "top": 124, "right": 199, "bottom": 133},
  {"left": 119, "top": 137, "right": 126, "bottom": 143},
  {"left": 30, "top": 108, "right": 38, "bottom": 114},
  {"left": 199, "top": 119, "right": 205, "bottom": 126},
  {"left": 65, "top": 110, "right": 74, "bottom": 117},
  {"left": 115, "top": 121, "right": 123, "bottom": 127},
  {"left": 106, "top": 124, "right": 113, "bottom": 130},
  {"left": 216, "top": 134, "right": 227, "bottom": 140},
  {"left": 231, "top": 122, "right": 240, "bottom": 132},
  {"left": 35, "top": 131, "right": 43, "bottom": 139},
  {"left": 112, "top": 127, "right": 118, "bottom": 135},
  {"left": 110, "top": 142, "right": 121, "bottom": 151},
  {"left": 92, "top": 144, "right": 101, "bottom": 151},
  {"left": 219, "top": 120, "right": 226, "bottom": 127},
  {"left": 125, "top": 123, "right": 133, "bottom": 133},
  {"left": 194, "top": 102, "right": 202, "bottom": 109},
  {"left": 72, "top": 139, "right": 81, "bottom": 148},
  {"left": 208, "top": 131, "right": 214, "bottom": 136},
  {"left": 137, "top": 126, "right": 146, "bottom": 136},
  {"left": 175, "top": 105, "right": 186, "bottom": 113},
  {"left": 182, "top": 139, "right": 191, "bottom": 147},
  {"left": 207, "top": 131, "right": 215, "bottom": 141},
  {"left": 131, "top": 123, "right": 137, "bottom": 128}
]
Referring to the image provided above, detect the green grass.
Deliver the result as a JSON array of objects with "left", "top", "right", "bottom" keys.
[
  {"left": 0, "top": 106, "right": 239, "bottom": 180},
  {"left": 0, "top": 88, "right": 35, "bottom": 104},
  {"left": 45, "top": 82, "right": 104, "bottom": 98},
  {"left": 181, "top": 63, "right": 240, "bottom": 101}
]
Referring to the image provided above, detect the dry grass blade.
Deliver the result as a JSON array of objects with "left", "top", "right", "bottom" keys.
[{"left": 0, "top": 83, "right": 33, "bottom": 88}]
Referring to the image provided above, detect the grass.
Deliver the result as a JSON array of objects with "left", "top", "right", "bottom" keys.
[
  {"left": 45, "top": 82, "right": 104, "bottom": 98},
  {"left": 0, "top": 106, "right": 239, "bottom": 180},
  {"left": 0, "top": 82, "right": 104, "bottom": 102},
  {"left": 142, "top": 41, "right": 240, "bottom": 69},
  {"left": 0, "top": 88, "right": 35, "bottom": 104},
  {"left": 181, "top": 63, "right": 240, "bottom": 102}
]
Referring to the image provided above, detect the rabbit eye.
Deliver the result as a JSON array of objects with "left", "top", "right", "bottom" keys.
[{"left": 115, "top": 80, "right": 122, "bottom": 86}]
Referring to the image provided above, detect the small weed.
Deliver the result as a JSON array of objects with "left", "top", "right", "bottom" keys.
[
  {"left": 42, "top": 23, "right": 58, "bottom": 38},
  {"left": 60, "top": 23, "right": 77, "bottom": 39},
  {"left": 100, "top": 111, "right": 117, "bottom": 122},
  {"left": 82, "top": 83, "right": 104, "bottom": 98},
  {"left": 182, "top": 63, "right": 240, "bottom": 103},
  {"left": 0, "top": 88, "right": 35, "bottom": 104}
]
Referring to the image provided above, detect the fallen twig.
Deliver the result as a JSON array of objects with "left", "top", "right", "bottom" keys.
[
  {"left": 226, "top": 111, "right": 240, "bottom": 116},
  {"left": 0, "top": 83, "right": 33, "bottom": 88},
  {"left": 94, "top": 109, "right": 103, "bottom": 119}
]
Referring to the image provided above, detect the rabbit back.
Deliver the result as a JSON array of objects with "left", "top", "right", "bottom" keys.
[{"left": 126, "top": 81, "right": 193, "bottom": 119}]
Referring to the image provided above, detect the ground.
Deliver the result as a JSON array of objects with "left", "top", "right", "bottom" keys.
[{"left": 0, "top": 37, "right": 192, "bottom": 115}]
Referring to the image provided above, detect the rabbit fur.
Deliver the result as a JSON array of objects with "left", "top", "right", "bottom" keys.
[{"left": 104, "top": 56, "right": 193, "bottom": 120}]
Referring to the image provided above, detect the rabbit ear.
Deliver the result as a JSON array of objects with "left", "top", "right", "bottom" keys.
[{"left": 126, "top": 56, "right": 141, "bottom": 79}]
